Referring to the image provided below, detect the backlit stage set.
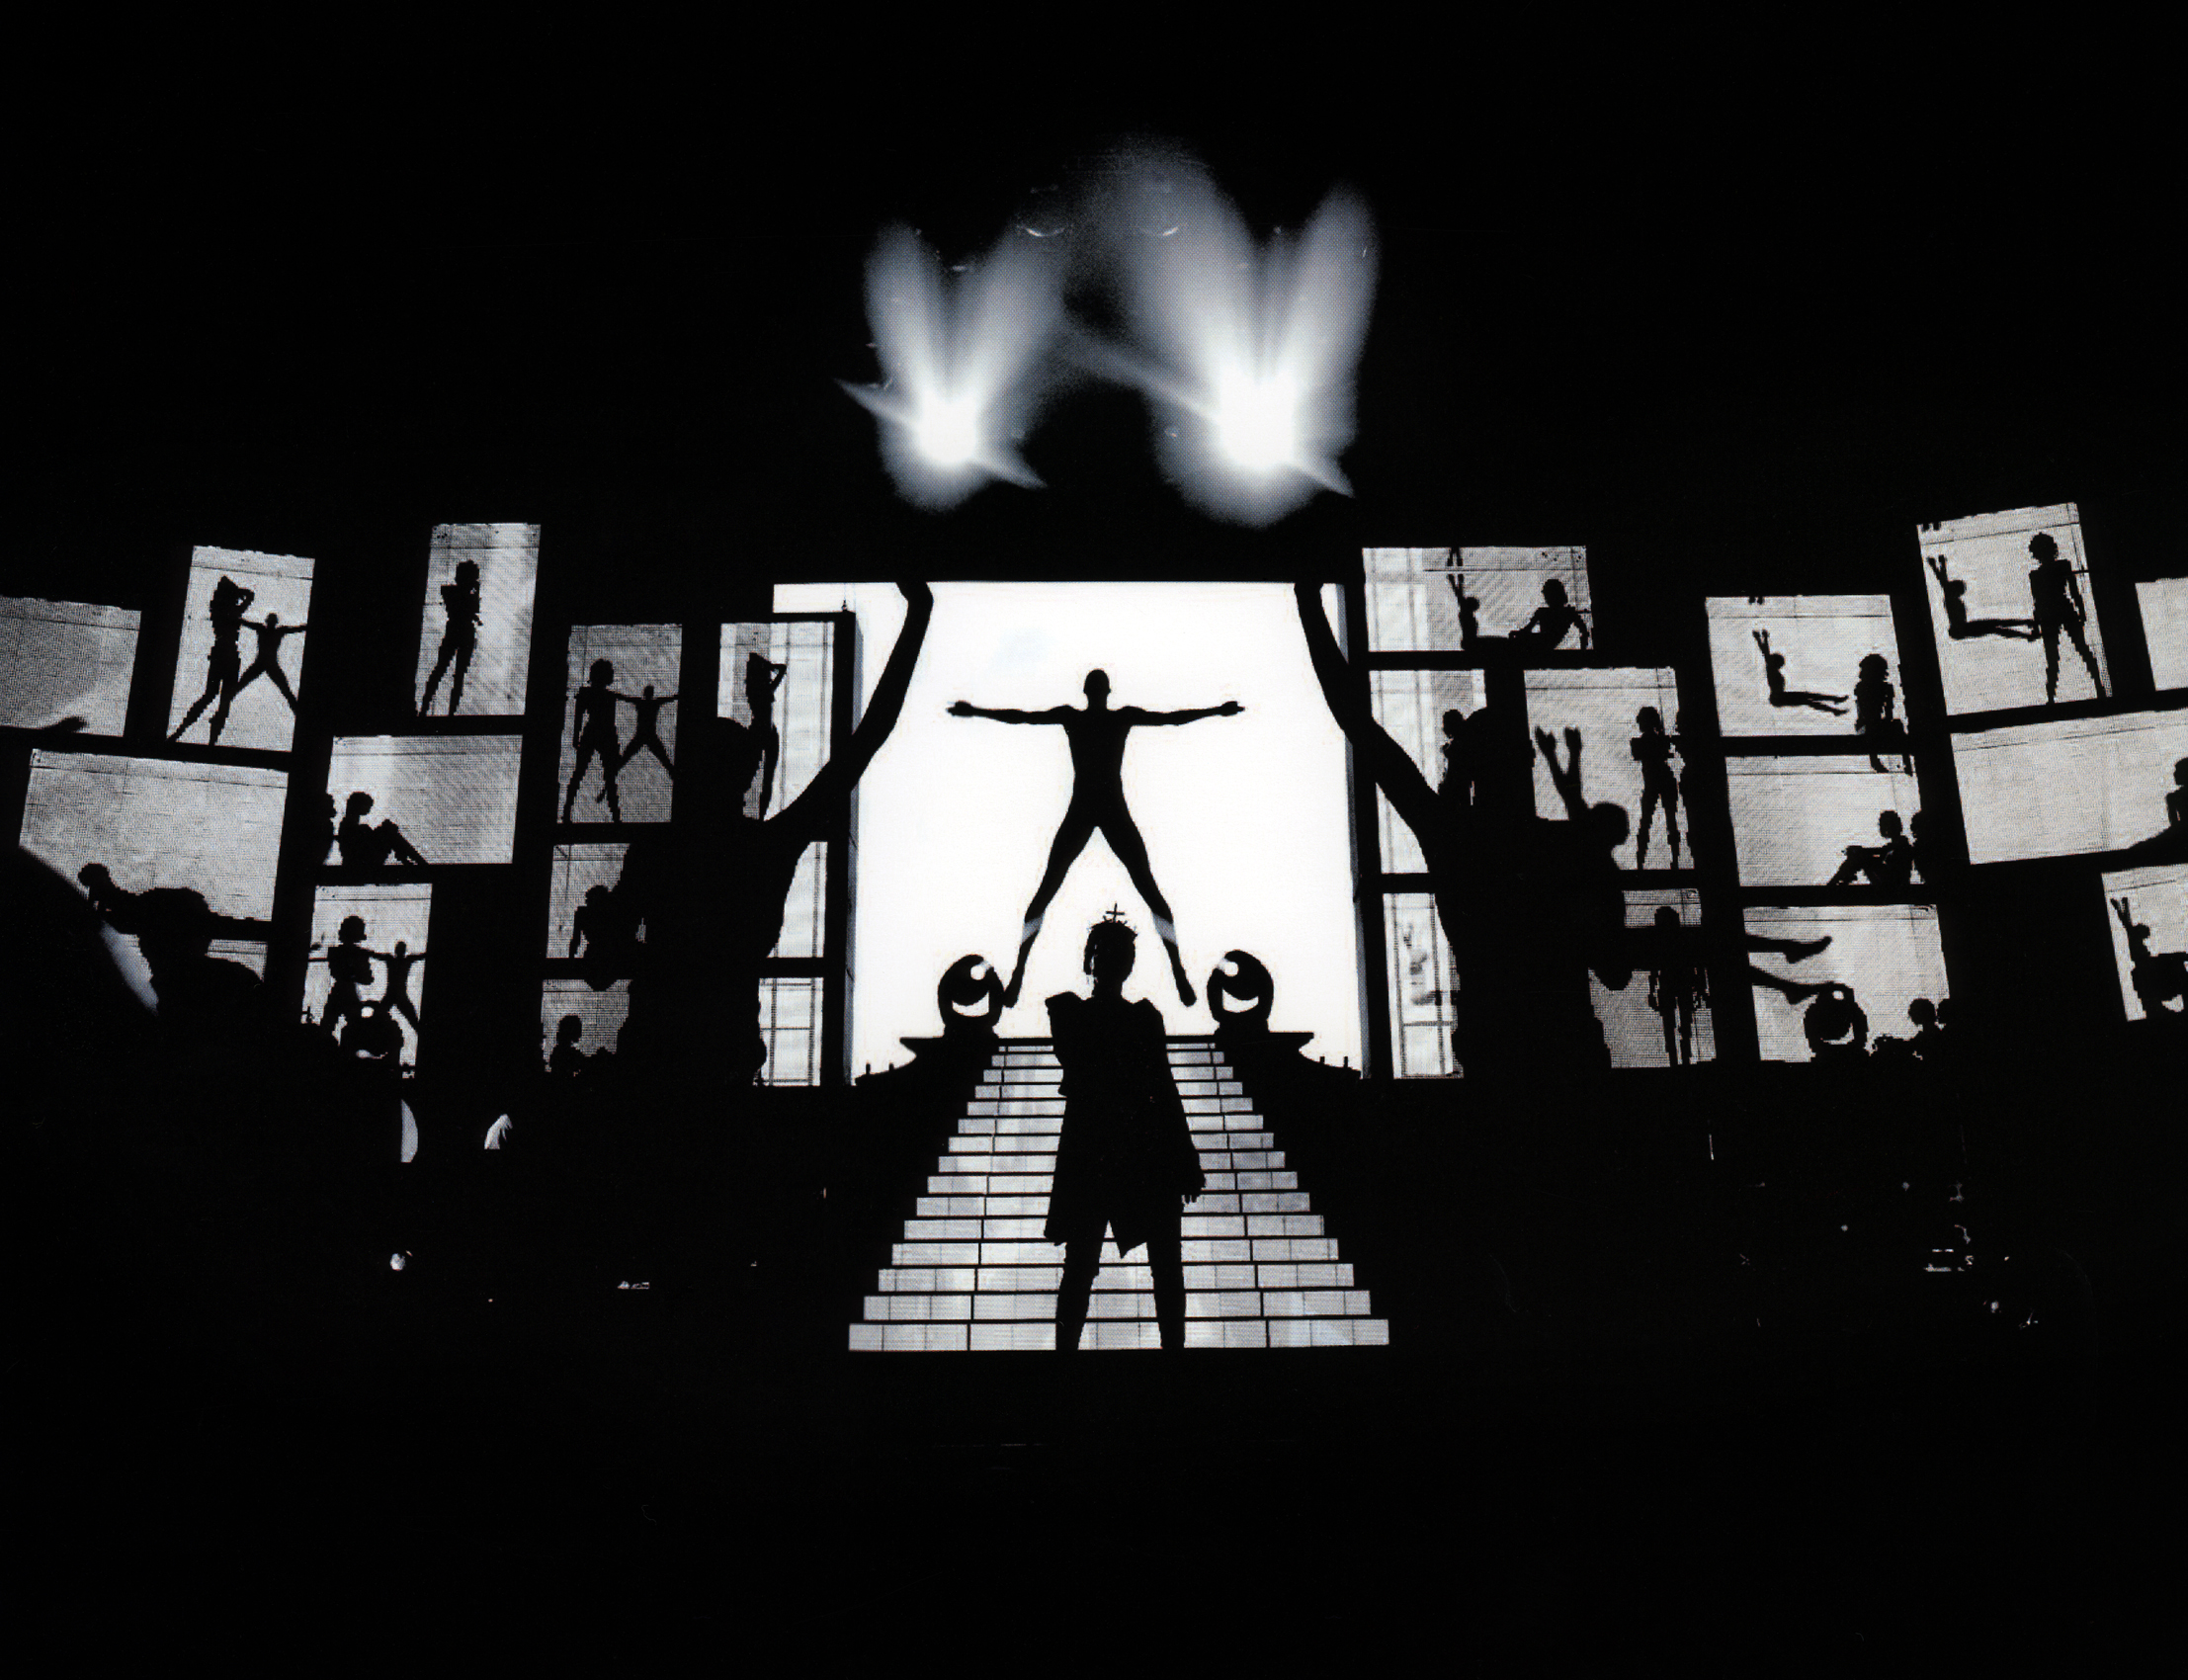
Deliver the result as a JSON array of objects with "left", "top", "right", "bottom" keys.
[{"left": 11, "top": 111, "right": 2179, "bottom": 1655}]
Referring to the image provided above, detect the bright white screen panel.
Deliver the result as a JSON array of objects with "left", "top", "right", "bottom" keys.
[
  {"left": 328, "top": 735, "right": 522, "bottom": 866},
  {"left": 0, "top": 598, "right": 138, "bottom": 736},
  {"left": 1917, "top": 504, "right": 2110, "bottom": 714},
  {"left": 1953, "top": 711, "right": 2188, "bottom": 864},
  {"left": 2099, "top": 863, "right": 2187, "bottom": 1022},
  {"left": 166, "top": 546, "right": 315, "bottom": 752},
  {"left": 1744, "top": 904, "right": 1949, "bottom": 1063},
  {"left": 1707, "top": 596, "right": 1897, "bottom": 739},
  {"left": 1727, "top": 757, "right": 1927, "bottom": 888},
  {"left": 559, "top": 626, "right": 681, "bottom": 825},
  {"left": 412, "top": 523, "right": 539, "bottom": 718},
  {"left": 1524, "top": 668, "right": 1688, "bottom": 871}
]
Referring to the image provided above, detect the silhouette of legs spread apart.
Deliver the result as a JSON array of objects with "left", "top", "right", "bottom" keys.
[
  {"left": 1053, "top": 1212, "right": 1184, "bottom": 1352},
  {"left": 1004, "top": 800, "right": 1196, "bottom": 1006}
]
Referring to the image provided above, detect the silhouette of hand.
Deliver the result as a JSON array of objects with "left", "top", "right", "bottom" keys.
[
  {"left": 1563, "top": 726, "right": 1583, "bottom": 760},
  {"left": 1219, "top": 701, "right": 1243, "bottom": 715},
  {"left": 1534, "top": 727, "right": 1557, "bottom": 760},
  {"left": 949, "top": 701, "right": 974, "bottom": 716}
]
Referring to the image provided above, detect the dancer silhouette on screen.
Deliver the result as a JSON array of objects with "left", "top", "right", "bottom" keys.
[
  {"left": 337, "top": 792, "right": 428, "bottom": 870},
  {"left": 1631, "top": 706, "right": 1682, "bottom": 869},
  {"left": 950, "top": 670, "right": 1242, "bottom": 1007},
  {"left": 1047, "top": 914, "right": 1205, "bottom": 1353},
  {"left": 419, "top": 557, "right": 482, "bottom": 716},
  {"left": 230, "top": 612, "right": 307, "bottom": 715},
  {"left": 1754, "top": 630, "right": 1847, "bottom": 716},
  {"left": 1509, "top": 577, "right": 1590, "bottom": 651},
  {"left": 1852, "top": 654, "right": 1912, "bottom": 774},
  {"left": 1644, "top": 905, "right": 1709, "bottom": 1065},
  {"left": 1926, "top": 552, "right": 2038, "bottom": 641},
  {"left": 311, "top": 915, "right": 381, "bottom": 1039},
  {"left": 2112, "top": 895, "right": 2187, "bottom": 1015},
  {"left": 562, "top": 659, "right": 633, "bottom": 824},
  {"left": 1826, "top": 809, "right": 1918, "bottom": 887},
  {"left": 171, "top": 575, "right": 255, "bottom": 744},
  {"left": 1447, "top": 569, "right": 1482, "bottom": 651},
  {"left": 378, "top": 939, "right": 427, "bottom": 1034},
  {"left": 2027, "top": 533, "right": 2106, "bottom": 704},
  {"left": 741, "top": 653, "right": 788, "bottom": 817},
  {"left": 611, "top": 685, "right": 677, "bottom": 791}
]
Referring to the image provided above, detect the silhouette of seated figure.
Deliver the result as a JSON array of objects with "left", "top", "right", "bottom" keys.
[
  {"left": 1803, "top": 983, "right": 1869, "bottom": 1062},
  {"left": 337, "top": 793, "right": 427, "bottom": 870},
  {"left": 1826, "top": 809, "right": 1919, "bottom": 887},
  {"left": 1926, "top": 552, "right": 2039, "bottom": 641},
  {"left": 1508, "top": 578, "right": 1590, "bottom": 652},
  {"left": 1207, "top": 950, "right": 1274, "bottom": 1032},
  {"left": 1046, "top": 914, "right": 1205, "bottom": 1353},
  {"left": 936, "top": 956, "right": 1005, "bottom": 1039},
  {"left": 2112, "top": 895, "right": 2187, "bottom": 1016},
  {"left": 1754, "top": 629, "right": 1847, "bottom": 716}
]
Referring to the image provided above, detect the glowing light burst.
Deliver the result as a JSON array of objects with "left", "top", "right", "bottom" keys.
[
  {"left": 1116, "top": 162, "right": 1377, "bottom": 525},
  {"left": 842, "top": 225, "right": 1060, "bottom": 508}
]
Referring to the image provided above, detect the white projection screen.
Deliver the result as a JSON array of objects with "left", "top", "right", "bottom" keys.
[
  {"left": 1708, "top": 596, "right": 1898, "bottom": 741},
  {"left": 2099, "top": 863, "right": 2187, "bottom": 1022},
  {"left": 166, "top": 546, "right": 315, "bottom": 752},
  {"left": 1917, "top": 504, "right": 2110, "bottom": 715},
  {"left": 412, "top": 522, "right": 539, "bottom": 718},
  {"left": 1953, "top": 711, "right": 2188, "bottom": 864},
  {"left": 0, "top": 598, "right": 138, "bottom": 736}
]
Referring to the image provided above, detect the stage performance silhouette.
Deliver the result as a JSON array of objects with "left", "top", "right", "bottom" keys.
[
  {"left": 170, "top": 575, "right": 254, "bottom": 744},
  {"left": 1926, "top": 553, "right": 2038, "bottom": 642},
  {"left": 310, "top": 915, "right": 381, "bottom": 1039},
  {"left": 1047, "top": 913, "right": 1206, "bottom": 1353},
  {"left": 1643, "top": 906, "right": 1709, "bottom": 1065},
  {"left": 2112, "top": 896, "right": 2187, "bottom": 1016},
  {"left": 1631, "top": 706, "right": 1682, "bottom": 869},
  {"left": 613, "top": 685, "right": 677, "bottom": 789},
  {"left": 419, "top": 558, "right": 481, "bottom": 716},
  {"left": 337, "top": 792, "right": 428, "bottom": 870},
  {"left": 2027, "top": 533, "right": 2105, "bottom": 704},
  {"left": 1826, "top": 809, "right": 1919, "bottom": 888},
  {"left": 231, "top": 613, "right": 306, "bottom": 715},
  {"left": 379, "top": 939, "right": 427, "bottom": 1034},
  {"left": 1754, "top": 630, "right": 1846, "bottom": 715},
  {"left": 1852, "top": 654, "right": 1912, "bottom": 774},
  {"left": 1511, "top": 578, "right": 1590, "bottom": 651},
  {"left": 741, "top": 654, "right": 787, "bottom": 817},
  {"left": 949, "top": 669, "right": 1241, "bottom": 1007},
  {"left": 562, "top": 660, "right": 634, "bottom": 823}
]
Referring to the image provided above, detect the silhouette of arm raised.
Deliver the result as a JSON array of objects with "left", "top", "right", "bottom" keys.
[
  {"left": 777, "top": 582, "right": 935, "bottom": 832},
  {"left": 949, "top": 702, "right": 1068, "bottom": 724},
  {"left": 1535, "top": 726, "right": 1591, "bottom": 822},
  {"left": 1296, "top": 583, "right": 1438, "bottom": 838},
  {"left": 1130, "top": 702, "right": 1243, "bottom": 725}
]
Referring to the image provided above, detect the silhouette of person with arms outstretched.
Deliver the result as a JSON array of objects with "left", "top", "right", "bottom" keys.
[
  {"left": 1643, "top": 905, "right": 1709, "bottom": 1065},
  {"left": 1754, "top": 629, "right": 1846, "bottom": 716},
  {"left": 171, "top": 575, "right": 255, "bottom": 744},
  {"left": 1852, "top": 654, "right": 1911, "bottom": 774},
  {"left": 1926, "top": 552, "right": 2038, "bottom": 642},
  {"left": 1631, "top": 706, "right": 1682, "bottom": 869},
  {"left": 419, "top": 557, "right": 482, "bottom": 716},
  {"left": 1046, "top": 913, "right": 1205, "bottom": 1353},
  {"left": 336, "top": 792, "right": 428, "bottom": 870},
  {"left": 741, "top": 653, "right": 788, "bottom": 818},
  {"left": 2027, "top": 533, "right": 2105, "bottom": 704},
  {"left": 562, "top": 659, "right": 634, "bottom": 823},
  {"left": 311, "top": 915, "right": 381, "bottom": 1039},
  {"left": 2112, "top": 895, "right": 2187, "bottom": 1016},
  {"left": 612, "top": 684, "right": 678, "bottom": 792},
  {"left": 950, "top": 669, "right": 1242, "bottom": 1007},
  {"left": 1826, "top": 809, "right": 1918, "bottom": 887},
  {"left": 230, "top": 612, "right": 307, "bottom": 716},
  {"left": 1510, "top": 577, "right": 1590, "bottom": 651},
  {"left": 378, "top": 939, "right": 427, "bottom": 1034}
]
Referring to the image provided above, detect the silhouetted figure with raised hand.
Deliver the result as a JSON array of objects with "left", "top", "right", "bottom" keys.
[
  {"left": 951, "top": 669, "right": 1241, "bottom": 1008},
  {"left": 561, "top": 659, "right": 640, "bottom": 823},
  {"left": 2112, "top": 895, "right": 2187, "bottom": 1016},
  {"left": 1643, "top": 905, "right": 1709, "bottom": 1065},
  {"left": 612, "top": 685, "right": 678, "bottom": 791},
  {"left": 337, "top": 792, "right": 428, "bottom": 870},
  {"left": 1047, "top": 913, "right": 1205, "bottom": 1353},
  {"left": 419, "top": 557, "right": 482, "bottom": 716},
  {"left": 378, "top": 939, "right": 427, "bottom": 1034},
  {"left": 311, "top": 915, "right": 380, "bottom": 1040},
  {"left": 1510, "top": 577, "right": 1590, "bottom": 651},
  {"left": 1826, "top": 809, "right": 1918, "bottom": 887},
  {"left": 1447, "top": 569, "right": 1482, "bottom": 651},
  {"left": 1754, "top": 629, "right": 1846, "bottom": 716},
  {"left": 1852, "top": 654, "right": 1912, "bottom": 774},
  {"left": 741, "top": 653, "right": 788, "bottom": 818},
  {"left": 1631, "top": 706, "right": 1682, "bottom": 869},
  {"left": 171, "top": 575, "right": 255, "bottom": 744},
  {"left": 1926, "top": 552, "right": 2039, "bottom": 642},
  {"left": 231, "top": 612, "right": 307, "bottom": 715},
  {"left": 2027, "top": 533, "right": 2105, "bottom": 704}
]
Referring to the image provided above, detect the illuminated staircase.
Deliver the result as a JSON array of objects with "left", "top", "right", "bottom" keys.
[{"left": 849, "top": 1038, "right": 1389, "bottom": 1350}]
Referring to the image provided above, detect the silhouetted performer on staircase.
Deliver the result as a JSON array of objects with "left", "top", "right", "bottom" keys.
[
  {"left": 1754, "top": 629, "right": 1846, "bottom": 715},
  {"left": 1926, "top": 552, "right": 2038, "bottom": 641},
  {"left": 1047, "top": 914, "right": 1205, "bottom": 1353},
  {"left": 950, "top": 669, "right": 1241, "bottom": 1007},
  {"left": 419, "top": 557, "right": 482, "bottom": 716},
  {"left": 2027, "top": 533, "right": 2105, "bottom": 704},
  {"left": 171, "top": 575, "right": 254, "bottom": 744},
  {"left": 231, "top": 613, "right": 307, "bottom": 715}
]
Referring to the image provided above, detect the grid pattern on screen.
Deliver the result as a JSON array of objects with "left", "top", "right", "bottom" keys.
[
  {"left": 328, "top": 735, "right": 523, "bottom": 867},
  {"left": 542, "top": 977, "right": 630, "bottom": 1069},
  {"left": 1744, "top": 903, "right": 1949, "bottom": 1062},
  {"left": 1951, "top": 711, "right": 2188, "bottom": 865},
  {"left": 1523, "top": 668, "right": 1688, "bottom": 872},
  {"left": 22, "top": 750, "right": 289, "bottom": 922},
  {"left": 1706, "top": 596, "right": 1897, "bottom": 740},
  {"left": 412, "top": 523, "right": 539, "bottom": 717},
  {"left": 1369, "top": 668, "right": 1486, "bottom": 875},
  {"left": 1596, "top": 888, "right": 1715, "bottom": 1067},
  {"left": 0, "top": 598, "right": 139, "bottom": 736},
  {"left": 1726, "top": 757, "right": 1926, "bottom": 889},
  {"left": 166, "top": 546, "right": 316, "bottom": 753},
  {"left": 720, "top": 620, "right": 835, "bottom": 819},
  {"left": 1385, "top": 893, "right": 1458, "bottom": 1077},
  {"left": 760, "top": 976, "right": 821, "bottom": 1086},
  {"left": 2098, "top": 863, "right": 2188, "bottom": 1023},
  {"left": 2139, "top": 579, "right": 2188, "bottom": 694},
  {"left": 850, "top": 1040, "right": 1389, "bottom": 1350},
  {"left": 305, "top": 883, "right": 433, "bottom": 1067},
  {"left": 560, "top": 626, "right": 682, "bottom": 825},
  {"left": 1917, "top": 505, "right": 2109, "bottom": 715}
]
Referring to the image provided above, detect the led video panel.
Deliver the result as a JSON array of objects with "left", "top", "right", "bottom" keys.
[
  {"left": 304, "top": 883, "right": 433, "bottom": 1070},
  {"left": 1952, "top": 710, "right": 2188, "bottom": 864},
  {"left": 1595, "top": 888, "right": 1716, "bottom": 1067},
  {"left": 166, "top": 546, "right": 315, "bottom": 752},
  {"left": 1384, "top": 892, "right": 1459, "bottom": 1078},
  {"left": 1363, "top": 546, "right": 1592, "bottom": 655},
  {"left": 412, "top": 523, "right": 539, "bottom": 718},
  {"left": 1524, "top": 668, "right": 1689, "bottom": 872},
  {"left": 1726, "top": 756, "right": 1926, "bottom": 888},
  {"left": 0, "top": 598, "right": 139, "bottom": 736},
  {"left": 1918, "top": 504, "right": 2110, "bottom": 714},
  {"left": 1707, "top": 595, "right": 1900, "bottom": 741},
  {"left": 2099, "top": 863, "right": 2187, "bottom": 1022},
  {"left": 558, "top": 625, "right": 682, "bottom": 826},
  {"left": 1744, "top": 904, "right": 1949, "bottom": 1063},
  {"left": 2139, "top": 578, "right": 2187, "bottom": 693},
  {"left": 326, "top": 735, "right": 522, "bottom": 867}
]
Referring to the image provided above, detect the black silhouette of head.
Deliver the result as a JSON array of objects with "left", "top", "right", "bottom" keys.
[
  {"left": 1083, "top": 912, "right": 1136, "bottom": 981},
  {"left": 339, "top": 915, "right": 367, "bottom": 943},
  {"left": 1652, "top": 905, "right": 1680, "bottom": 930},
  {"left": 1084, "top": 670, "right": 1111, "bottom": 704},
  {"left": 346, "top": 792, "right": 375, "bottom": 817},
  {"left": 1638, "top": 706, "right": 1663, "bottom": 734},
  {"left": 1879, "top": 810, "right": 1904, "bottom": 837},
  {"left": 1859, "top": 654, "right": 1889, "bottom": 679},
  {"left": 455, "top": 559, "right": 480, "bottom": 587},
  {"left": 1543, "top": 579, "right": 1567, "bottom": 606},
  {"left": 2029, "top": 533, "right": 2060, "bottom": 562},
  {"left": 589, "top": 658, "right": 614, "bottom": 686}
]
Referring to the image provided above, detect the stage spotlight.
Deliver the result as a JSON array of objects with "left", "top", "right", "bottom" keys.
[
  {"left": 841, "top": 225, "right": 1060, "bottom": 509},
  {"left": 1103, "top": 153, "right": 1377, "bottom": 526}
]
